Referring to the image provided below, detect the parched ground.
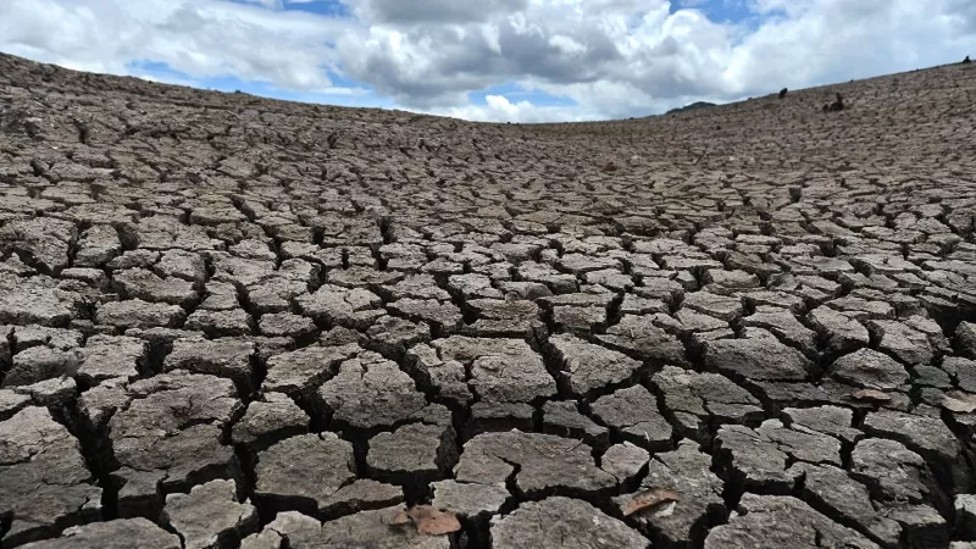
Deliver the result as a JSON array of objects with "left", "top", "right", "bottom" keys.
[{"left": 1, "top": 51, "right": 976, "bottom": 548}]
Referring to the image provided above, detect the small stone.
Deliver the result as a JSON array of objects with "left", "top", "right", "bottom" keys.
[
  {"left": 0, "top": 218, "right": 75, "bottom": 273},
  {"left": 97, "top": 299, "right": 185, "bottom": 329},
  {"left": 296, "top": 284, "right": 384, "bottom": 329},
  {"left": 682, "top": 291, "right": 743, "bottom": 321},
  {"left": 318, "top": 351, "right": 433, "bottom": 429},
  {"left": 807, "top": 307, "right": 869, "bottom": 354},
  {"left": 0, "top": 388, "right": 31, "bottom": 420},
  {"left": 782, "top": 406, "right": 860, "bottom": 444},
  {"left": 5, "top": 345, "right": 83, "bottom": 386},
  {"left": 365, "top": 315, "right": 431, "bottom": 356},
  {"left": 263, "top": 344, "right": 360, "bottom": 395},
  {"left": 959, "top": 322, "right": 976, "bottom": 358},
  {"left": 942, "top": 357, "right": 976, "bottom": 393},
  {"left": 549, "top": 334, "right": 643, "bottom": 396},
  {"left": 389, "top": 298, "right": 462, "bottom": 332},
  {"left": 327, "top": 266, "right": 404, "bottom": 289},
  {"left": 74, "top": 224, "right": 122, "bottom": 268},
  {"left": 743, "top": 308, "right": 817, "bottom": 355},
  {"left": 155, "top": 249, "right": 207, "bottom": 283},
  {"left": 829, "top": 347, "right": 910, "bottom": 390},
  {"left": 162, "top": 479, "right": 258, "bottom": 549},
  {"left": 13, "top": 375, "right": 77, "bottom": 405},
  {"left": 258, "top": 312, "right": 316, "bottom": 339},
  {"left": 243, "top": 512, "right": 320, "bottom": 548},
  {"left": 318, "top": 505, "right": 451, "bottom": 548},
  {"left": 591, "top": 385, "right": 672, "bottom": 450},
  {"left": 957, "top": 494, "right": 976, "bottom": 538},
  {"left": 542, "top": 400, "right": 610, "bottom": 447},
  {"left": 164, "top": 337, "right": 255, "bottom": 391},
  {"left": 18, "top": 518, "right": 180, "bottom": 549},
  {"left": 0, "top": 407, "right": 102, "bottom": 545},
  {"left": 716, "top": 419, "right": 841, "bottom": 490},
  {"left": 704, "top": 494, "right": 880, "bottom": 549},
  {"left": 183, "top": 309, "right": 253, "bottom": 337},
  {"left": 449, "top": 273, "right": 504, "bottom": 300},
  {"left": 616, "top": 440, "right": 724, "bottom": 545},
  {"left": 788, "top": 462, "right": 903, "bottom": 546},
  {"left": 652, "top": 366, "right": 762, "bottom": 438},
  {"left": 862, "top": 408, "right": 963, "bottom": 466},
  {"left": 553, "top": 305, "right": 607, "bottom": 333},
  {"left": 705, "top": 333, "right": 811, "bottom": 381},
  {"left": 851, "top": 438, "right": 941, "bottom": 503},
  {"left": 868, "top": 318, "right": 939, "bottom": 365},
  {"left": 231, "top": 392, "right": 309, "bottom": 447},
  {"left": 455, "top": 430, "right": 616, "bottom": 495},
  {"left": 317, "top": 479, "right": 404, "bottom": 518},
  {"left": 408, "top": 336, "right": 555, "bottom": 406},
  {"left": 597, "top": 314, "right": 686, "bottom": 364},
  {"left": 601, "top": 442, "right": 650, "bottom": 482},
  {"left": 114, "top": 268, "right": 198, "bottom": 307},
  {"left": 78, "top": 335, "right": 145, "bottom": 383},
  {"left": 465, "top": 401, "right": 534, "bottom": 437},
  {"left": 465, "top": 299, "right": 541, "bottom": 337},
  {"left": 107, "top": 373, "right": 242, "bottom": 496},
  {"left": 491, "top": 497, "right": 649, "bottom": 549},
  {"left": 254, "top": 433, "right": 356, "bottom": 513},
  {"left": 0, "top": 276, "right": 81, "bottom": 327},
  {"left": 431, "top": 480, "right": 510, "bottom": 518},
  {"left": 367, "top": 422, "right": 457, "bottom": 480}
]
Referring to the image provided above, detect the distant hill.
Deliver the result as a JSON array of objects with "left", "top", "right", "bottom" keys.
[{"left": 666, "top": 101, "right": 717, "bottom": 115}]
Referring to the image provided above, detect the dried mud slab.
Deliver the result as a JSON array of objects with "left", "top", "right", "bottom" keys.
[{"left": 2, "top": 51, "right": 976, "bottom": 546}]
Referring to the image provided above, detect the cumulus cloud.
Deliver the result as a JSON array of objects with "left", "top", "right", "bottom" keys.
[
  {"left": 1, "top": 0, "right": 975, "bottom": 122},
  {"left": 439, "top": 94, "right": 591, "bottom": 123},
  {"left": 722, "top": 0, "right": 975, "bottom": 92},
  {"left": 0, "top": 0, "right": 350, "bottom": 91},
  {"left": 346, "top": 0, "right": 529, "bottom": 24},
  {"left": 337, "top": 0, "right": 976, "bottom": 117}
]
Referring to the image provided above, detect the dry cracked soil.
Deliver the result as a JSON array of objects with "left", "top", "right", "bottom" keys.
[{"left": 1, "top": 52, "right": 976, "bottom": 549}]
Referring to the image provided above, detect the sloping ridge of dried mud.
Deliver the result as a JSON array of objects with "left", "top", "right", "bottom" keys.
[{"left": 1, "top": 51, "right": 976, "bottom": 548}]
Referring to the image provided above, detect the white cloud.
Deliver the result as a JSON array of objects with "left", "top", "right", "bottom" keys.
[
  {"left": 0, "top": 0, "right": 350, "bottom": 90},
  {"left": 437, "top": 94, "right": 591, "bottom": 123},
  {"left": 336, "top": 0, "right": 976, "bottom": 118},
  {"left": 345, "top": 0, "right": 529, "bottom": 24},
  {"left": 1, "top": 0, "right": 975, "bottom": 122}
]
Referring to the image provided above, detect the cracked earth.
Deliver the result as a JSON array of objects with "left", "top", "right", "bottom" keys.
[{"left": 1, "top": 52, "right": 976, "bottom": 548}]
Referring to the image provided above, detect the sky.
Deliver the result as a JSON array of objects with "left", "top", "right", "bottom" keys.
[{"left": 1, "top": 0, "right": 974, "bottom": 122}]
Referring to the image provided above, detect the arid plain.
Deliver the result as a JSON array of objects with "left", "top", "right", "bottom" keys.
[{"left": 2, "top": 52, "right": 976, "bottom": 548}]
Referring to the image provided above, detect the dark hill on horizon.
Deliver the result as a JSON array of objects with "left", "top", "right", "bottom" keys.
[{"left": 666, "top": 100, "right": 717, "bottom": 115}]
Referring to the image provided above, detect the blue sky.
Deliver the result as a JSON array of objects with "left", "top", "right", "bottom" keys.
[
  {"left": 135, "top": 0, "right": 593, "bottom": 116},
  {"left": 2, "top": 0, "right": 974, "bottom": 122},
  {"left": 253, "top": 0, "right": 349, "bottom": 16},
  {"left": 126, "top": 57, "right": 397, "bottom": 110},
  {"left": 676, "top": 0, "right": 752, "bottom": 22},
  {"left": 257, "top": 0, "right": 760, "bottom": 21}
]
